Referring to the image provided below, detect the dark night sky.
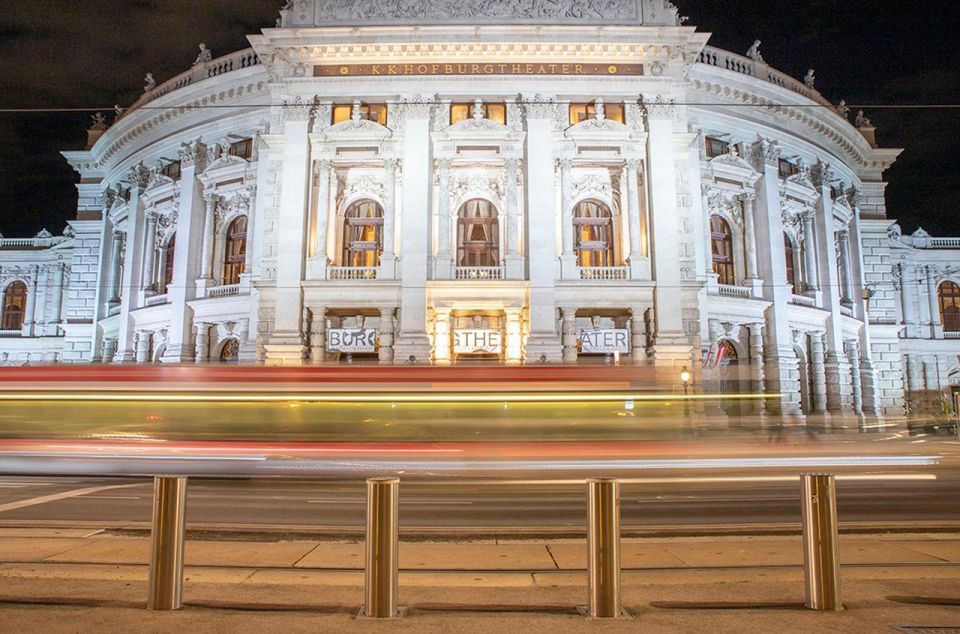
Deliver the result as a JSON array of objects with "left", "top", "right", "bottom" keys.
[{"left": 0, "top": 0, "right": 957, "bottom": 237}]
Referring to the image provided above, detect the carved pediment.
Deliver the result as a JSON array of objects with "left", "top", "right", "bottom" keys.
[
  {"left": 709, "top": 151, "right": 757, "bottom": 179},
  {"left": 318, "top": 118, "right": 392, "bottom": 141},
  {"left": 447, "top": 117, "right": 512, "bottom": 134}
]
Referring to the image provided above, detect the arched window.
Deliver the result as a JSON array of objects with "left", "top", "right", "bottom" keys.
[
  {"left": 784, "top": 233, "right": 797, "bottom": 292},
  {"left": 710, "top": 216, "right": 735, "bottom": 285},
  {"left": 1, "top": 281, "right": 27, "bottom": 331},
  {"left": 219, "top": 338, "right": 241, "bottom": 363},
  {"left": 163, "top": 234, "right": 176, "bottom": 293},
  {"left": 341, "top": 200, "right": 383, "bottom": 268},
  {"left": 939, "top": 281, "right": 960, "bottom": 333},
  {"left": 574, "top": 200, "right": 616, "bottom": 267},
  {"left": 223, "top": 217, "right": 247, "bottom": 285},
  {"left": 457, "top": 199, "right": 499, "bottom": 267}
]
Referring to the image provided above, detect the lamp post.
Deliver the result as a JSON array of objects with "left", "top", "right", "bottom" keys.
[{"left": 680, "top": 366, "right": 691, "bottom": 422}]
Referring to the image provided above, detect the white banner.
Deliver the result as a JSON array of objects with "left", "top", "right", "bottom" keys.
[
  {"left": 327, "top": 328, "right": 378, "bottom": 353},
  {"left": 580, "top": 329, "right": 629, "bottom": 354},
  {"left": 453, "top": 329, "right": 503, "bottom": 354}
]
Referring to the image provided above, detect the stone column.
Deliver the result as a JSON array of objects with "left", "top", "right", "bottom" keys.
[
  {"left": 142, "top": 213, "right": 158, "bottom": 291},
  {"left": 135, "top": 331, "right": 151, "bottom": 364},
  {"left": 504, "top": 307, "right": 523, "bottom": 365},
  {"left": 561, "top": 307, "right": 578, "bottom": 363},
  {"left": 242, "top": 185, "right": 257, "bottom": 283},
  {"left": 504, "top": 158, "right": 523, "bottom": 280},
  {"left": 741, "top": 193, "right": 760, "bottom": 289},
  {"left": 898, "top": 262, "right": 913, "bottom": 332},
  {"left": 378, "top": 307, "right": 395, "bottom": 364},
  {"left": 837, "top": 229, "right": 854, "bottom": 304},
  {"left": 846, "top": 339, "right": 863, "bottom": 415},
  {"left": 309, "top": 307, "right": 326, "bottom": 364},
  {"left": 435, "top": 158, "right": 452, "bottom": 279},
  {"left": 199, "top": 193, "right": 218, "bottom": 283},
  {"left": 50, "top": 262, "right": 65, "bottom": 329},
  {"left": 433, "top": 308, "right": 452, "bottom": 365},
  {"left": 625, "top": 159, "right": 643, "bottom": 277},
  {"left": 311, "top": 160, "right": 331, "bottom": 275},
  {"left": 801, "top": 212, "right": 819, "bottom": 292},
  {"left": 810, "top": 332, "right": 828, "bottom": 416},
  {"left": 102, "top": 338, "right": 118, "bottom": 363},
  {"left": 630, "top": 307, "right": 647, "bottom": 364},
  {"left": 194, "top": 323, "right": 210, "bottom": 364},
  {"left": 559, "top": 159, "right": 577, "bottom": 279},
  {"left": 380, "top": 159, "right": 398, "bottom": 278},
  {"left": 22, "top": 267, "right": 37, "bottom": 336},
  {"left": 904, "top": 353, "right": 922, "bottom": 413},
  {"left": 748, "top": 323, "right": 766, "bottom": 415},
  {"left": 926, "top": 265, "right": 942, "bottom": 338},
  {"left": 107, "top": 230, "right": 124, "bottom": 305},
  {"left": 266, "top": 97, "right": 314, "bottom": 364}
]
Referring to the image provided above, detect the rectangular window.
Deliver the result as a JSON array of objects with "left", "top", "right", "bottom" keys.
[
  {"left": 568, "top": 102, "right": 626, "bottom": 126},
  {"left": 450, "top": 102, "right": 507, "bottom": 125},
  {"left": 705, "top": 137, "right": 729, "bottom": 159},
  {"left": 332, "top": 103, "right": 388, "bottom": 126},
  {"left": 229, "top": 138, "right": 253, "bottom": 160},
  {"left": 161, "top": 161, "right": 181, "bottom": 180},
  {"left": 778, "top": 158, "right": 798, "bottom": 178}
]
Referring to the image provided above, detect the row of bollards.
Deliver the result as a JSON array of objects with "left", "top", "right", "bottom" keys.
[{"left": 146, "top": 473, "right": 843, "bottom": 616}]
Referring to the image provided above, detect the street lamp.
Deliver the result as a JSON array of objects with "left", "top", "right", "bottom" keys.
[{"left": 680, "top": 366, "right": 691, "bottom": 421}]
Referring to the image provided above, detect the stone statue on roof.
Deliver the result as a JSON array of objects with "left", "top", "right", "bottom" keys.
[
  {"left": 746, "top": 40, "right": 764, "bottom": 63},
  {"left": 144, "top": 73, "right": 156, "bottom": 92},
  {"left": 804, "top": 69, "right": 815, "bottom": 89},
  {"left": 193, "top": 43, "right": 213, "bottom": 66}
]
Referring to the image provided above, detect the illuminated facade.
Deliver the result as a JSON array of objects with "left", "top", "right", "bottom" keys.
[{"left": 1, "top": 0, "right": 958, "bottom": 419}]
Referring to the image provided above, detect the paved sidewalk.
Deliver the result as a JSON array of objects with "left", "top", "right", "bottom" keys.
[{"left": 1, "top": 529, "right": 958, "bottom": 632}]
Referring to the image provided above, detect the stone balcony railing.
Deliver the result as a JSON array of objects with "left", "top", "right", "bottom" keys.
[
  {"left": 716, "top": 284, "right": 752, "bottom": 299},
  {"left": 144, "top": 293, "right": 169, "bottom": 307},
  {"left": 697, "top": 46, "right": 833, "bottom": 107},
  {"left": 898, "top": 234, "right": 960, "bottom": 249},
  {"left": 578, "top": 267, "right": 629, "bottom": 281},
  {"left": 121, "top": 49, "right": 261, "bottom": 120},
  {"left": 790, "top": 293, "right": 817, "bottom": 307},
  {"left": 0, "top": 329, "right": 22, "bottom": 337},
  {"left": 329, "top": 267, "right": 379, "bottom": 280},
  {"left": 207, "top": 284, "right": 241, "bottom": 299},
  {"left": 0, "top": 235, "right": 67, "bottom": 249},
  {"left": 455, "top": 266, "right": 504, "bottom": 281},
  {"left": 943, "top": 331, "right": 960, "bottom": 339}
]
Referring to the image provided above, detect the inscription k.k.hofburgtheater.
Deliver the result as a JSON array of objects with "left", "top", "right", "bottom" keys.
[{"left": 316, "top": 63, "right": 644, "bottom": 77}]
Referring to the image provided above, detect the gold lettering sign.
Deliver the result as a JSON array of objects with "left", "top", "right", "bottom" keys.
[{"left": 315, "top": 63, "right": 642, "bottom": 77}]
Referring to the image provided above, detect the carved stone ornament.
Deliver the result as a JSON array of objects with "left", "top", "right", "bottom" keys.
[
  {"left": 342, "top": 173, "right": 385, "bottom": 205},
  {"left": 397, "top": 95, "right": 435, "bottom": 120},
  {"left": 126, "top": 162, "right": 151, "bottom": 191},
  {"left": 178, "top": 139, "right": 209, "bottom": 172},
  {"left": 522, "top": 94, "right": 563, "bottom": 124},
  {"left": 215, "top": 190, "right": 252, "bottom": 230},
  {"left": 780, "top": 207, "right": 802, "bottom": 235},
  {"left": 282, "top": 96, "right": 315, "bottom": 122},
  {"left": 705, "top": 187, "right": 744, "bottom": 228},
  {"left": 810, "top": 160, "right": 835, "bottom": 189},
  {"left": 785, "top": 160, "right": 815, "bottom": 190},
  {"left": 626, "top": 103, "right": 645, "bottom": 132},
  {"left": 450, "top": 172, "right": 505, "bottom": 206},
  {"left": 750, "top": 136, "right": 781, "bottom": 171},
  {"left": 644, "top": 96, "right": 674, "bottom": 120},
  {"left": 846, "top": 186, "right": 861, "bottom": 209},
  {"left": 156, "top": 208, "right": 179, "bottom": 247},
  {"left": 570, "top": 172, "right": 613, "bottom": 201},
  {"left": 313, "top": 0, "right": 649, "bottom": 24}
]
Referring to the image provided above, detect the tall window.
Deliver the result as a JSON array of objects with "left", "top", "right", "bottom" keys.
[
  {"left": 710, "top": 215, "right": 736, "bottom": 285},
  {"left": 939, "top": 281, "right": 960, "bottom": 333},
  {"left": 228, "top": 138, "right": 253, "bottom": 159},
  {"left": 450, "top": 102, "right": 506, "bottom": 125},
  {"left": 784, "top": 233, "right": 797, "bottom": 292},
  {"left": 332, "top": 103, "right": 388, "bottom": 126},
  {"left": 223, "top": 217, "right": 247, "bottom": 285},
  {"left": 2, "top": 281, "right": 27, "bottom": 331},
  {"left": 162, "top": 234, "right": 176, "bottom": 293},
  {"left": 705, "top": 137, "right": 730, "bottom": 159},
  {"left": 341, "top": 200, "right": 383, "bottom": 268},
  {"left": 574, "top": 200, "right": 616, "bottom": 267},
  {"left": 457, "top": 199, "right": 500, "bottom": 267},
  {"left": 569, "top": 102, "right": 625, "bottom": 125}
]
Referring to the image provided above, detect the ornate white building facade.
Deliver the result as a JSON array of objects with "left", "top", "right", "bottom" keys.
[{"left": 1, "top": 0, "right": 959, "bottom": 419}]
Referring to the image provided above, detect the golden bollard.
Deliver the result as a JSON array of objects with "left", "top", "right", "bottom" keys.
[
  {"left": 801, "top": 473, "right": 842, "bottom": 611},
  {"left": 364, "top": 477, "right": 400, "bottom": 618},
  {"left": 147, "top": 476, "right": 188, "bottom": 610},
  {"left": 587, "top": 478, "right": 621, "bottom": 618}
]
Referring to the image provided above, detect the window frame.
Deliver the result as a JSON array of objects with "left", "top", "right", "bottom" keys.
[
  {"left": 568, "top": 102, "right": 625, "bottom": 126},
  {"left": 939, "top": 280, "right": 960, "bottom": 333},
  {"left": 223, "top": 216, "right": 248, "bottom": 286},
  {"left": 332, "top": 103, "right": 388, "bottom": 126},
  {"left": 573, "top": 199, "right": 617, "bottom": 268},
  {"left": 710, "top": 215, "right": 736, "bottom": 286},
  {"left": 1, "top": 281, "right": 27, "bottom": 331},
  {"left": 705, "top": 137, "right": 730, "bottom": 159}
]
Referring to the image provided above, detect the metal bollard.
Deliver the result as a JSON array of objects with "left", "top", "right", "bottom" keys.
[
  {"left": 587, "top": 479, "right": 621, "bottom": 618},
  {"left": 801, "top": 473, "right": 842, "bottom": 611},
  {"left": 147, "top": 476, "right": 188, "bottom": 610},
  {"left": 364, "top": 478, "right": 400, "bottom": 618}
]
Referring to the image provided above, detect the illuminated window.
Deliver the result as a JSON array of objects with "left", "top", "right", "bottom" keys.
[
  {"left": 939, "top": 281, "right": 960, "bottom": 333},
  {"left": 332, "top": 103, "right": 388, "bottom": 126},
  {"left": 228, "top": 138, "right": 253, "bottom": 159},
  {"left": 450, "top": 102, "right": 507, "bottom": 125},
  {"left": 784, "top": 233, "right": 796, "bottom": 291},
  {"left": 573, "top": 200, "right": 616, "bottom": 267},
  {"left": 568, "top": 102, "right": 625, "bottom": 125},
  {"left": 778, "top": 158, "right": 798, "bottom": 179},
  {"left": 220, "top": 338, "right": 241, "bottom": 363},
  {"left": 705, "top": 137, "right": 729, "bottom": 159},
  {"left": 160, "top": 161, "right": 181, "bottom": 180},
  {"left": 223, "top": 216, "right": 247, "bottom": 285},
  {"left": 457, "top": 199, "right": 499, "bottom": 267},
  {"left": 342, "top": 200, "right": 383, "bottom": 268},
  {"left": 1, "top": 281, "right": 27, "bottom": 331},
  {"left": 710, "top": 215, "right": 736, "bottom": 285},
  {"left": 163, "top": 234, "right": 176, "bottom": 293}
]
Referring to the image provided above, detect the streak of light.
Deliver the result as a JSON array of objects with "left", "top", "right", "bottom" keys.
[{"left": 478, "top": 474, "right": 939, "bottom": 485}]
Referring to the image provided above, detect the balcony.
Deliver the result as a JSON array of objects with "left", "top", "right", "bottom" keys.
[
  {"left": 717, "top": 284, "right": 752, "bottom": 299},
  {"left": 0, "top": 329, "right": 22, "bottom": 337},
  {"left": 579, "top": 267, "right": 629, "bottom": 281},
  {"left": 207, "top": 284, "right": 240, "bottom": 299},
  {"left": 329, "top": 267, "right": 379, "bottom": 281},
  {"left": 944, "top": 332, "right": 960, "bottom": 339},
  {"left": 455, "top": 266, "right": 504, "bottom": 281},
  {"left": 791, "top": 294, "right": 817, "bottom": 307},
  {"left": 144, "top": 293, "right": 169, "bottom": 307}
]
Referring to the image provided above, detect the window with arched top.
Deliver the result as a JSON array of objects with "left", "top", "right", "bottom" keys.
[
  {"left": 219, "top": 338, "right": 241, "bottom": 363},
  {"left": 457, "top": 199, "right": 500, "bottom": 267},
  {"left": 710, "top": 216, "right": 736, "bottom": 286},
  {"left": 784, "top": 233, "right": 797, "bottom": 292},
  {"left": 341, "top": 200, "right": 383, "bottom": 268},
  {"left": 574, "top": 200, "right": 616, "bottom": 267},
  {"left": 1, "top": 281, "right": 27, "bottom": 331},
  {"left": 163, "top": 234, "right": 176, "bottom": 293},
  {"left": 223, "top": 217, "right": 247, "bottom": 285},
  {"left": 939, "top": 281, "right": 960, "bottom": 333}
]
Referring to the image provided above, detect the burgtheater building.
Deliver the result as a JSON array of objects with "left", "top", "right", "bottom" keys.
[{"left": 1, "top": 0, "right": 959, "bottom": 419}]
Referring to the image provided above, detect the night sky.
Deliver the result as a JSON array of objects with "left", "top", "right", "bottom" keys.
[{"left": 0, "top": 0, "right": 957, "bottom": 237}]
